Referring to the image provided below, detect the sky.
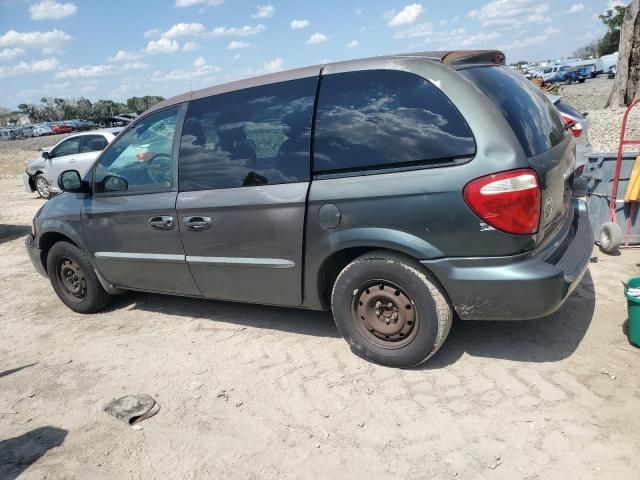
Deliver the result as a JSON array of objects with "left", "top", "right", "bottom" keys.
[{"left": 0, "top": 0, "right": 626, "bottom": 110}]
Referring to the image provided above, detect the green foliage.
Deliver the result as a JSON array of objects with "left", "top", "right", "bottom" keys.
[
  {"left": 598, "top": 5, "right": 627, "bottom": 56},
  {"left": 15, "top": 95, "right": 165, "bottom": 123}
]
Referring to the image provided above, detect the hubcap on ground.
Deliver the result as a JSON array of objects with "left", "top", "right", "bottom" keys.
[
  {"left": 57, "top": 258, "right": 87, "bottom": 302},
  {"left": 353, "top": 281, "right": 418, "bottom": 349}
]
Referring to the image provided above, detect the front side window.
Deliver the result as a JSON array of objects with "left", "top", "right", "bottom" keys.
[
  {"left": 52, "top": 137, "right": 81, "bottom": 158},
  {"left": 94, "top": 106, "right": 179, "bottom": 193},
  {"left": 313, "top": 70, "right": 476, "bottom": 173},
  {"left": 178, "top": 77, "right": 316, "bottom": 191}
]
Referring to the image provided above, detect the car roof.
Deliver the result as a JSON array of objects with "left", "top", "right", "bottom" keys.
[{"left": 146, "top": 49, "right": 505, "bottom": 115}]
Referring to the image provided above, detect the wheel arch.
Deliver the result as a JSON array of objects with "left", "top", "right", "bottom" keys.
[{"left": 37, "top": 231, "right": 79, "bottom": 273}]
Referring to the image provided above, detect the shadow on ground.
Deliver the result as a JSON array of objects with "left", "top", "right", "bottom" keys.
[
  {"left": 0, "top": 362, "right": 38, "bottom": 379},
  {"left": 106, "top": 270, "right": 596, "bottom": 366},
  {"left": 0, "top": 427, "right": 67, "bottom": 480},
  {"left": 0, "top": 224, "right": 30, "bottom": 245}
]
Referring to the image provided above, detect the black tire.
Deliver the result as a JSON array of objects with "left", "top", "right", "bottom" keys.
[
  {"left": 578, "top": 78, "right": 585, "bottom": 83},
  {"left": 331, "top": 250, "right": 452, "bottom": 368},
  {"left": 35, "top": 174, "right": 52, "bottom": 199},
  {"left": 46, "top": 241, "right": 112, "bottom": 313},
  {"left": 599, "top": 222, "right": 623, "bottom": 254}
]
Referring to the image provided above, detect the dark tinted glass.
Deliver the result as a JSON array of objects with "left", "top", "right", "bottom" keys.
[
  {"left": 461, "top": 66, "right": 565, "bottom": 157},
  {"left": 313, "top": 70, "right": 475, "bottom": 173},
  {"left": 94, "top": 106, "right": 178, "bottom": 193},
  {"left": 179, "top": 78, "right": 316, "bottom": 191},
  {"left": 555, "top": 99, "right": 584, "bottom": 121},
  {"left": 81, "top": 135, "right": 108, "bottom": 152},
  {"left": 52, "top": 137, "right": 81, "bottom": 157}
]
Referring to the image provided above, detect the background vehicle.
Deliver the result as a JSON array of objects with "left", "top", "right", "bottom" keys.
[
  {"left": 33, "top": 124, "right": 53, "bottom": 136},
  {"left": 20, "top": 125, "right": 35, "bottom": 138},
  {"left": 25, "top": 51, "right": 592, "bottom": 367},
  {"left": 0, "top": 128, "right": 17, "bottom": 141},
  {"left": 51, "top": 124, "right": 72, "bottom": 134},
  {"left": 608, "top": 65, "right": 617, "bottom": 79},
  {"left": 24, "top": 128, "right": 122, "bottom": 198},
  {"left": 598, "top": 52, "right": 618, "bottom": 75}
]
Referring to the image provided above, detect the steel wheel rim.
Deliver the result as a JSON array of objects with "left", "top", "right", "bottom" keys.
[
  {"left": 36, "top": 177, "right": 49, "bottom": 197},
  {"left": 56, "top": 257, "right": 87, "bottom": 303},
  {"left": 352, "top": 280, "right": 418, "bottom": 349}
]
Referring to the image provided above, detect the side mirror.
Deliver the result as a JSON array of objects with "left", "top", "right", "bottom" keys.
[
  {"left": 103, "top": 175, "right": 128, "bottom": 192},
  {"left": 42, "top": 151, "right": 50, "bottom": 159},
  {"left": 58, "top": 170, "right": 87, "bottom": 193}
]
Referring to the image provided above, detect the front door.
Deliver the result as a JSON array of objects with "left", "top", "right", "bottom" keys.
[
  {"left": 176, "top": 76, "right": 318, "bottom": 306},
  {"left": 82, "top": 105, "right": 200, "bottom": 296}
]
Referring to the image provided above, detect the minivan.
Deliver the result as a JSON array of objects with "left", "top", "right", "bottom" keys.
[{"left": 26, "top": 50, "right": 592, "bottom": 367}]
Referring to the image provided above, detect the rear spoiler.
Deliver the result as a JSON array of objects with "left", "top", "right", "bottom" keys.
[{"left": 441, "top": 50, "right": 506, "bottom": 66}]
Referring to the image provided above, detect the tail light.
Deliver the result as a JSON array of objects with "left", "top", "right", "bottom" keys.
[
  {"left": 463, "top": 169, "right": 541, "bottom": 235},
  {"left": 561, "top": 114, "right": 582, "bottom": 138}
]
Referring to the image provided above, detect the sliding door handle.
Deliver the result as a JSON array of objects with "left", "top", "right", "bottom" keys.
[
  {"left": 183, "top": 216, "right": 212, "bottom": 231},
  {"left": 148, "top": 215, "right": 175, "bottom": 230}
]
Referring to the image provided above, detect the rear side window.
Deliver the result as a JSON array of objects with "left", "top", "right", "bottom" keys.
[
  {"left": 313, "top": 70, "right": 475, "bottom": 174},
  {"left": 178, "top": 77, "right": 316, "bottom": 191},
  {"left": 81, "top": 135, "right": 108, "bottom": 152},
  {"left": 460, "top": 66, "right": 565, "bottom": 157}
]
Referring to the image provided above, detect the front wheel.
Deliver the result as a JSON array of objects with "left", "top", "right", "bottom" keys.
[
  {"left": 331, "top": 251, "right": 452, "bottom": 368},
  {"left": 46, "top": 241, "right": 113, "bottom": 313},
  {"left": 35, "top": 174, "right": 52, "bottom": 199}
]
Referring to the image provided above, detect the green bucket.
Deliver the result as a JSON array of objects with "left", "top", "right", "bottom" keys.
[{"left": 624, "top": 277, "right": 640, "bottom": 348}]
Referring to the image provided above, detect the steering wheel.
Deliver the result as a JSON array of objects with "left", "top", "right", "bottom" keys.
[{"left": 146, "top": 153, "right": 172, "bottom": 184}]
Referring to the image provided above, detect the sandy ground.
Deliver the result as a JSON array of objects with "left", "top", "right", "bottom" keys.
[{"left": 1, "top": 174, "right": 640, "bottom": 479}]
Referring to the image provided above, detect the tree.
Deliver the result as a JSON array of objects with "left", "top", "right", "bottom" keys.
[
  {"left": 607, "top": 0, "right": 640, "bottom": 107},
  {"left": 598, "top": 5, "right": 627, "bottom": 56},
  {"left": 572, "top": 41, "right": 599, "bottom": 59}
]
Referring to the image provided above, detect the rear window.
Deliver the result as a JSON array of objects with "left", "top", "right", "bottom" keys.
[
  {"left": 314, "top": 70, "right": 475, "bottom": 174},
  {"left": 461, "top": 66, "right": 565, "bottom": 157}
]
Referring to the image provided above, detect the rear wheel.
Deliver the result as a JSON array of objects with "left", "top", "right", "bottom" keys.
[
  {"left": 47, "top": 241, "right": 112, "bottom": 313},
  {"left": 331, "top": 251, "right": 452, "bottom": 367},
  {"left": 35, "top": 174, "right": 52, "bottom": 199}
]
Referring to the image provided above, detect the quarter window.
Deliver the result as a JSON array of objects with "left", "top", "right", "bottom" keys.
[
  {"left": 81, "top": 135, "right": 108, "bottom": 153},
  {"left": 313, "top": 70, "right": 476, "bottom": 173},
  {"left": 94, "top": 107, "right": 179, "bottom": 193},
  {"left": 178, "top": 78, "right": 316, "bottom": 191}
]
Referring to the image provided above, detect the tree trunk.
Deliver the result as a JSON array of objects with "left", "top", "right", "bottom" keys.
[{"left": 607, "top": 0, "right": 640, "bottom": 107}]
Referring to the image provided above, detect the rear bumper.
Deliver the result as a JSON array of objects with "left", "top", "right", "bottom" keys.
[
  {"left": 25, "top": 234, "right": 47, "bottom": 277},
  {"left": 423, "top": 199, "right": 593, "bottom": 320}
]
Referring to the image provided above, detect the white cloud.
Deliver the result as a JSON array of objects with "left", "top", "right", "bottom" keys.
[
  {"left": 193, "top": 56, "right": 206, "bottom": 68},
  {"left": 468, "top": 0, "right": 549, "bottom": 28},
  {"left": 120, "top": 61, "right": 148, "bottom": 70},
  {"left": 290, "top": 19, "right": 310, "bottom": 29},
  {"left": 182, "top": 41, "right": 200, "bottom": 51},
  {"left": 0, "top": 48, "right": 25, "bottom": 61},
  {"left": 208, "top": 24, "right": 266, "bottom": 37},
  {"left": 392, "top": 22, "right": 433, "bottom": 39},
  {"left": 306, "top": 33, "right": 328, "bottom": 45},
  {"left": 346, "top": 40, "right": 359, "bottom": 48},
  {"left": 81, "top": 83, "right": 97, "bottom": 94},
  {"left": 499, "top": 36, "right": 546, "bottom": 50},
  {"left": 228, "top": 40, "right": 250, "bottom": 50},
  {"left": 163, "top": 57, "right": 221, "bottom": 81},
  {"left": 252, "top": 4, "right": 274, "bottom": 18},
  {"left": 108, "top": 50, "right": 141, "bottom": 62},
  {"left": 386, "top": 4, "right": 424, "bottom": 27},
  {"left": 0, "top": 57, "right": 59, "bottom": 78},
  {"left": 568, "top": 3, "right": 585, "bottom": 13},
  {"left": 145, "top": 37, "right": 180, "bottom": 54},
  {"left": 0, "top": 29, "right": 71, "bottom": 49},
  {"left": 56, "top": 64, "right": 111, "bottom": 78},
  {"left": 175, "top": 0, "right": 223, "bottom": 7},
  {"left": 144, "top": 29, "right": 161, "bottom": 39},
  {"left": 30, "top": 0, "right": 77, "bottom": 20},
  {"left": 260, "top": 57, "right": 284, "bottom": 73},
  {"left": 355, "top": 7, "right": 363, "bottom": 15},
  {"left": 163, "top": 22, "right": 205, "bottom": 39}
]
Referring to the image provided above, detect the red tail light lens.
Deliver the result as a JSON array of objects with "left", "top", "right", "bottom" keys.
[
  {"left": 561, "top": 114, "right": 582, "bottom": 138},
  {"left": 463, "top": 169, "right": 541, "bottom": 235}
]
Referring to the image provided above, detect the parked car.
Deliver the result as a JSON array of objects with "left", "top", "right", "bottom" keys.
[
  {"left": 0, "top": 128, "right": 17, "bottom": 141},
  {"left": 25, "top": 50, "right": 592, "bottom": 367},
  {"left": 33, "top": 124, "right": 53, "bottom": 136},
  {"left": 20, "top": 125, "right": 36, "bottom": 138},
  {"left": 51, "top": 124, "right": 73, "bottom": 134},
  {"left": 548, "top": 95, "right": 592, "bottom": 195},
  {"left": 608, "top": 65, "right": 617, "bottom": 79},
  {"left": 23, "top": 128, "right": 122, "bottom": 199}
]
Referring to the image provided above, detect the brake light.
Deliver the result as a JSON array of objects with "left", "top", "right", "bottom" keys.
[
  {"left": 561, "top": 114, "right": 582, "bottom": 138},
  {"left": 463, "top": 169, "right": 541, "bottom": 235}
]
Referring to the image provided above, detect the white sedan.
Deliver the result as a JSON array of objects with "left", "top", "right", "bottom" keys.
[{"left": 24, "top": 128, "right": 122, "bottom": 199}]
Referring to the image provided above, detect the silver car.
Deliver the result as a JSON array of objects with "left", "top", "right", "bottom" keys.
[{"left": 24, "top": 128, "right": 122, "bottom": 198}]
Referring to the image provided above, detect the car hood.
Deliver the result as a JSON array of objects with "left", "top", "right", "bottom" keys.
[{"left": 25, "top": 157, "right": 45, "bottom": 171}]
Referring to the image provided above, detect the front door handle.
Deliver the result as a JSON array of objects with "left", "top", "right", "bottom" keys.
[
  {"left": 183, "top": 216, "right": 212, "bottom": 231},
  {"left": 148, "top": 215, "right": 175, "bottom": 230}
]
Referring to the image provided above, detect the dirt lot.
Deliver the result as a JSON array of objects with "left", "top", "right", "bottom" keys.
[{"left": 2, "top": 81, "right": 640, "bottom": 478}]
